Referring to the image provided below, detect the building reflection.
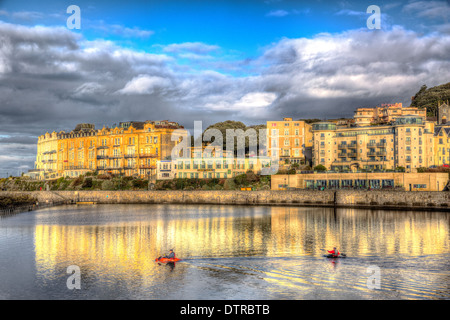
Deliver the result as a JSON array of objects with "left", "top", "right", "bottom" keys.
[{"left": 34, "top": 205, "right": 449, "bottom": 284}]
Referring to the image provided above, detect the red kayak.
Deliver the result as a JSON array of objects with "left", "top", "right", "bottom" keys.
[{"left": 155, "top": 257, "right": 181, "bottom": 263}]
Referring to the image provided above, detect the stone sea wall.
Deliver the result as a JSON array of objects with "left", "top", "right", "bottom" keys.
[{"left": 0, "top": 190, "right": 449, "bottom": 211}]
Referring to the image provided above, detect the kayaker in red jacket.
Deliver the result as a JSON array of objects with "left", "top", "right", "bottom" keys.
[{"left": 328, "top": 247, "right": 340, "bottom": 257}]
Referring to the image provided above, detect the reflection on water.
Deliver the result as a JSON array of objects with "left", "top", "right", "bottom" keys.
[{"left": 0, "top": 204, "right": 449, "bottom": 299}]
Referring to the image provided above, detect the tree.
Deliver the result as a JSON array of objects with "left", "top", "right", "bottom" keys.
[
  {"left": 314, "top": 164, "right": 327, "bottom": 172},
  {"left": 410, "top": 82, "right": 450, "bottom": 117}
]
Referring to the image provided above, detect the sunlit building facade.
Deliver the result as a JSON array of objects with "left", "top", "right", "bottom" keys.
[
  {"left": 266, "top": 118, "right": 313, "bottom": 165},
  {"left": 34, "top": 120, "right": 183, "bottom": 179},
  {"left": 312, "top": 115, "right": 436, "bottom": 172}
]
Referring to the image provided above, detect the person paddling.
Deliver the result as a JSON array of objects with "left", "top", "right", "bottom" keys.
[
  {"left": 164, "top": 249, "right": 175, "bottom": 259},
  {"left": 328, "top": 247, "right": 340, "bottom": 258}
]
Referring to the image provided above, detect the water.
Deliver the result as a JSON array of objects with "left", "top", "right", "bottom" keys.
[{"left": 0, "top": 204, "right": 449, "bottom": 300}]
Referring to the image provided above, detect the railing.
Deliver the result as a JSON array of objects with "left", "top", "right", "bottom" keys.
[
  {"left": 139, "top": 165, "right": 156, "bottom": 169},
  {"left": 139, "top": 153, "right": 158, "bottom": 158},
  {"left": 124, "top": 154, "right": 136, "bottom": 158},
  {"left": 0, "top": 200, "right": 69, "bottom": 217}
]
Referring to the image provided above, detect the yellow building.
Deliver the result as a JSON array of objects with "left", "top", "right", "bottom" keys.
[
  {"left": 354, "top": 103, "right": 426, "bottom": 126},
  {"left": 35, "top": 131, "right": 58, "bottom": 179},
  {"left": 312, "top": 114, "right": 435, "bottom": 172},
  {"left": 35, "top": 120, "right": 183, "bottom": 179},
  {"left": 95, "top": 120, "right": 182, "bottom": 179},
  {"left": 266, "top": 118, "right": 313, "bottom": 164},
  {"left": 434, "top": 125, "right": 450, "bottom": 166},
  {"left": 57, "top": 123, "right": 97, "bottom": 178}
]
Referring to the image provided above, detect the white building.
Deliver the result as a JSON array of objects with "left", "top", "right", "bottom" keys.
[{"left": 156, "top": 160, "right": 176, "bottom": 180}]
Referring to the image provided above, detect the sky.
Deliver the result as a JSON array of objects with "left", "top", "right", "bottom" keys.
[{"left": 0, "top": 0, "right": 450, "bottom": 175}]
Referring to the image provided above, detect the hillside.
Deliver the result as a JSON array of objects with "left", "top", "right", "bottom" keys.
[
  {"left": 199, "top": 120, "right": 267, "bottom": 153},
  {"left": 410, "top": 82, "right": 450, "bottom": 116}
]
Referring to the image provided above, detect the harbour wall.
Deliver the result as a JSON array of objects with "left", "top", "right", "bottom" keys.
[{"left": 0, "top": 190, "right": 449, "bottom": 211}]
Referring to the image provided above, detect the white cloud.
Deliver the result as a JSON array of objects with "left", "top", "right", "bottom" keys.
[
  {"left": 402, "top": 1, "right": 450, "bottom": 19},
  {"left": 266, "top": 9, "right": 289, "bottom": 17},
  {"left": 163, "top": 42, "right": 220, "bottom": 54},
  {"left": 117, "top": 75, "right": 172, "bottom": 95},
  {"left": 235, "top": 92, "right": 277, "bottom": 108}
]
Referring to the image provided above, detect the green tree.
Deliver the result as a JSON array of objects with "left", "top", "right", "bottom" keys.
[{"left": 314, "top": 164, "right": 327, "bottom": 172}]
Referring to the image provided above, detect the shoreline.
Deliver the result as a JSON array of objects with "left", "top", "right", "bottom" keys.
[{"left": 0, "top": 190, "right": 448, "bottom": 212}]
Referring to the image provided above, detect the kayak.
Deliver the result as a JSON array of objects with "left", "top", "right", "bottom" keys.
[
  {"left": 155, "top": 257, "right": 181, "bottom": 263},
  {"left": 325, "top": 253, "right": 346, "bottom": 258}
]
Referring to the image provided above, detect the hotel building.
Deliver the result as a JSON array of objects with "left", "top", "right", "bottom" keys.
[
  {"left": 312, "top": 110, "right": 437, "bottom": 172},
  {"left": 266, "top": 118, "right": 313, "bottom": 165},
  {"left": 34, "top": 120, "right": 183, "bottom": 179}
]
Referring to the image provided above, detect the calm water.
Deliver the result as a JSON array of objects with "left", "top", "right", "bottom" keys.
[{"left": 0, "top": 204, "right": 449, "bottom": 300}]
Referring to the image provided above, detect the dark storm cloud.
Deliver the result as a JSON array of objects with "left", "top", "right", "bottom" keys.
[{"left": 0, "top": 20, "right": 450, "bottom": 173}]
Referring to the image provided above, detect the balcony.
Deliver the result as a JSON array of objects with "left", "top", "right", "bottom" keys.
[
  {"left": 96, "top": 155, "right": 108, "bottom": 159},
  {"left": 367, "top": 151, "right": 376, "bottom": 156},
  {"left": 97, "top": 145, "right": 109, "bottom": 149},
  {"left": 347, "top": 143, "right": 357, "bottom": 149},
  {"left": 376, "top": 142, "right": 386, "bottom": 147},
  {"left": 139, "top": 153, "right": 158, "bottom": 158},
  {"left": 347, "top": 152, "right": 357, "bottom": 157},
  {"left": 338, "top": 143, "right": 348, "bottom": 149},
  {"left": 124, "top": 154, "right": 136, "bottom": 158},
  {"left": 338, "top": 152, "right": 347, "bottom": 158},
  {"left": 376, "top": 151, "right": 387, "bottom": 156},
  {"left": 106, "top": 166, "right": 124, "bottom": 170},
  {"left": 108, "top": 155, "right": 122, "bottom": 159},
  {"left": 64, "top": 166, "right": 90, "bottom": 170},
  {"left": 367, "top": 142, "right": 376, "bottom": 147},
  {"left": 139, "top": 165, "right": 156, "bottom": 169}
]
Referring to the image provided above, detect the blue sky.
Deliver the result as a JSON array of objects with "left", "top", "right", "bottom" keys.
[
  {"left": 0, "top": 0, "right": 450, "bottom": 174},
  {"left": 2, "top": 0, "right": 442, "bottom": 65}
]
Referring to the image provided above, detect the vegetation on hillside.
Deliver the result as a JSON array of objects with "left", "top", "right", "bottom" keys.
[
  {"left": 196, "top": 120, "right": 267, "bottom": 154},
  {"left": 0, "top": 171, "right": 272, "bottom": 192},
  {"left": 410, "top": 82, "right": 450, "bottom": 116},
  {"left": 0, "top": 194, "right": 36, "bottom": 208}
]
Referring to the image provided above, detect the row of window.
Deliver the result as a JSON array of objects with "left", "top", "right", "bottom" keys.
[{"left": 175, "top": 172, "right": 245, "bottom": 179}]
